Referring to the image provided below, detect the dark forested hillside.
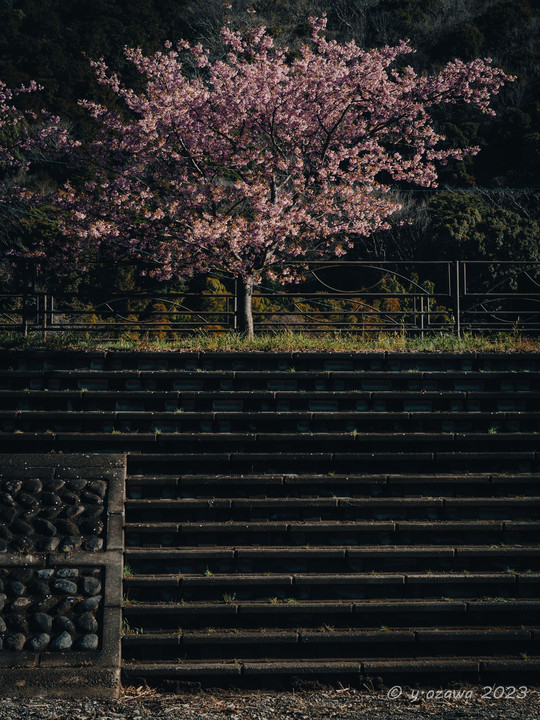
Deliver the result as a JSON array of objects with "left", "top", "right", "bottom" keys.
[
  {"left": 0, "top": 0, "right": 191, "bottom": 127},
  {"left": 0, "top": 0, "right": 538, "bottom": 270}
]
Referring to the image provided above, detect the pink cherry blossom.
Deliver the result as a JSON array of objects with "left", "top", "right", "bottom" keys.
[{"left": 41, "top": 17, "right": 514, "bottom": 334}]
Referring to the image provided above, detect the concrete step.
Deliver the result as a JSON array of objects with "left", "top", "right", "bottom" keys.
[
  {"left": 121, "top": 626, "right": 540, "bottom": 662},
  {"left": 2, "top": 369, "right": 539, "bottom": 392},
  {"left": 123, "top": 571, "right": 540, "bottom": 603},
  {"left": 126, "top": 472, "right": 540, "bottom": 499},
  {"left": 2, "top": 409, "right": 539, "bottom": 434},
  {"left": 124, "top": 545, "right": 540, "bottom": 574},
  {"left": 123, "top": 519, "right": 540, "bottom": 547},
  {"left": 3, "top": 388, "right": 540, "bottom": 413},
  {"left": 122, "top": 597, "right": 540, "bottom": 631},
  {"left": 124, "top": 496, "right": 540, "bottom": 522},
  {"left": 120, "top": 656, "right": 540, "bottom": 684},
  {"left": 1, "top": 434, "right": 539, "bottom": 470},
  {"left": 126, "top": 450, "right": 540, "bottom": 475}
]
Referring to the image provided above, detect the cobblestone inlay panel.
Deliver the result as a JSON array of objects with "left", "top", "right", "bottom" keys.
[
  {"left": 0, "top": 454, "right": 124, "bottom": 698},
  {"left": 0, "top": 566, "right": 102, "bottom": 653},
  {"left": 0, "top": 474, "right": 106, "bottom": 553}
]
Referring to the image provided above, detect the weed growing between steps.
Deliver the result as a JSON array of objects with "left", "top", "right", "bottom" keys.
[{"left": 1, "top": 330, "right": 540, "bottom": 352}]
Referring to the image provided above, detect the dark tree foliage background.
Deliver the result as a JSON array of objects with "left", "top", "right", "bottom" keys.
[{"left": 0, "top": 0, "right": 539, "bottom": 290}]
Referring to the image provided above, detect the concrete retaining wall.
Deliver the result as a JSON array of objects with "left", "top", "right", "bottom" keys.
[{"left": 0, "top": 455, "right": 125, "bottom": 698}]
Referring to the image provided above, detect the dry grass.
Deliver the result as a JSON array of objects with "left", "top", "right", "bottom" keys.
[{"left": 1, "top": 329, "right": 540, "bottom": 353}]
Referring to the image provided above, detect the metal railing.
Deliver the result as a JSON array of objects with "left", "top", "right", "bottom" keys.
[{"left": 2, "top": 260, "right": 540, "bottom": 337}]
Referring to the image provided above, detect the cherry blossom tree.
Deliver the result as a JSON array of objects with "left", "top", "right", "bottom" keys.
[
  {"left": 0, "top": 79, "right": 44, "bottom": 173},
  {"left": 56, "top": 15, "right": 511, "bottom": 336},
  {"left": 0, "top": 80, "right": 73, "bottom": 264}
]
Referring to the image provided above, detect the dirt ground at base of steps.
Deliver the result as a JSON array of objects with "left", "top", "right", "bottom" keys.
[{"left": 1, "top": 684, "right": 540, "bottom": 720}]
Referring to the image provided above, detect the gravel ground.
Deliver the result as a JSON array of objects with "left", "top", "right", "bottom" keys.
[{"left": 1, "top": 684, "right": 540, "bottom": 720}]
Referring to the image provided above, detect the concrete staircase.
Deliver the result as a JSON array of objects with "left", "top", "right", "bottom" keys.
[{"left": 1, "top": 349, "right": 540, "bottom": 685}]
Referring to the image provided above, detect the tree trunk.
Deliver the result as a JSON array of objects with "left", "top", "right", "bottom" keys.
[{"left": 236, "top": 277, "right": 254, "bottom": 339}]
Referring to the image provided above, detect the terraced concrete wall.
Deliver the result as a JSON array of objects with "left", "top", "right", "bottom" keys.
[
  {"left": 0, "top": 455, "right": 124, "bottom": 698},
  {"left": 1, "top": 350, "right": 540, "bottom": 688}
]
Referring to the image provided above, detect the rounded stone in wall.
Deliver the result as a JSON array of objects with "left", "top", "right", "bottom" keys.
[
  {"left": 34, "top": 519, "right": 57, "bottom": 536},
  {"left": 30, "top": 579, "right": 50, "bottom": 597},
  {"left": 41, "top": 492, "right": 62, "bottom": 509},
  {"left": 37, "top": 537, "right": 60, "bottom": 552},
  {"left": 31, "top": 613, "right": 53, "bottom": 633},
  {"left": 21, "top": 507, "right": 40, "bottom": 520},
  {"left": 34, "top": 596, "right": 58, "bottom": 613},
  {"left": 11, "top": 597, "right": 33, "bottom": 611},
  {"left": 65, "top": 478, "right": 86, "bottom": 492},
  {"left": 56, "top": 568, "right": 79, "bottom": 579},
  {"left": 52, "top": 579, "right": 78, "bottom": 595},
  {"left": 0, "top": 492, "right": 16, "bottom": 507},
  {"left": 0, "top": 507, "right": 17, "bottom": 523},
  {"left": 56, "top": 519, "right": 79, "bottom": 536},
  {"left": 84, "top": 537, "right": 104, "bottom": 552},
  {"left": 18, "top": 492, "right": 39, "bottom": 509},
  {"left": 49, "top": 631, "right": 73, "bottom": 651},
  {"left": 42, "top": 478, "right": 64, "bottom": 493},
  {"left": 62, "top": 505, "right": 85, "bottom": 519},
  {"left": 53, "top": 616, "right": 75, "bottom": 634},
  {"left": 35, "top": 569, "right": 54, "bottom": 580},
  {"left": 81, "top": 577, "right": 102, "bottom": 596},
  {"left": 8, "top": 581, "right": 26, "bottom": 597},
  {"left": 10, "top": 519, "right": 33, "bottom": 536},
  {"left": 27, "top": 633, "right": 51, "bottom": 652},
  {"left": 4, "top": 633, "right": 26, "bottom": 651},
  {"left": 39, "top": 506, "right": 62, "bottom": 520},
  {"left": 59, "top": 536, "right": 82, "bottom": 552},
  {"left": 10, "top": 567, "right": 35, "bottom": 583},
  {"left": 61, "top": 491, "right": 79, "bottom": 506},
  {"left": 79, "top": 519, "right": 104, "bottom": 536},
  {"left": 21, "top": 478, "right": 42, "bottom": 494},
  {"left": 82, "top": 490, "right": 103, "bottom": 505},
  {"left": 82, "top": 506, "right": 103, "bottom": 520},
  {"left": 54, "top": 597, "right": 78, "bottom": 615},
  {"left": 76, "top": 612, "right": 98, "bottom": 634},
  {"left": 3, "top": 480, "right": 22, "bottom": 494},
  {"left": 78, "top": 595, "right": 101, "bottom": 612},
  {"left": 6, "top": 614, "right": 29, "bottom": 634},
  {"left": 77, "top": 633, "right": 99, "bottom": 651},
  {"left": 87, "top": 480, "right": 107, "bottom": 497},
  {"left": 11, "top": 568, "right": 34, "bottom": 583},
  {"left": 10, "top": 537, "right": 33, "bottom": 552}
]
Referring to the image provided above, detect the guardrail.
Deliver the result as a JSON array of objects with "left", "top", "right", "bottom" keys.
[{"left": 1, "top": 260, "right": 540, "bottom": 337}]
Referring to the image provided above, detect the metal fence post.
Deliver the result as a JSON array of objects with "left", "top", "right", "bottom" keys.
[
  {"left": 35, "top": 292, "right": 42, "bottom": 335},
  {"left": 22, "top": 291, "right": 28, "bottom": 337},
  {"left": 233, "top": 279, "right": 239, "bottom": 331},
  {"left": 454, "top": 261, "right": 461, "bottom": 338},
  {"left": 42, "top": 293, "right": 48, "bottom": 339}
]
